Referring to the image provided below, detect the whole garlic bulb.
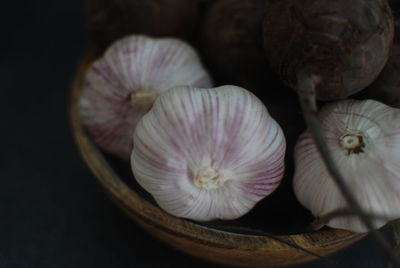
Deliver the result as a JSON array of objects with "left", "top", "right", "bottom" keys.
[
  {"left": 131, "top": 85, "right": 286, "bottom": 221},
  {"left": 294, "top": 99, "right": 400, "bottom": 232},
  {"left": 79, "top": 35, "right": 212, "bottom": 160}
]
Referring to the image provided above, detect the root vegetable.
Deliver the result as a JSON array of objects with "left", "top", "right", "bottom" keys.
[
  {"left": 200, "top": 0, "right": 271, "bottom": 91},
  {"left": 87, "top": 0, "right": 200, "bottom": 56},
  {"left": 263, "top": 0, "right": 394, "bottom": 100}
]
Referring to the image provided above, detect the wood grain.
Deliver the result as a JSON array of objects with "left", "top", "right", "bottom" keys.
[{"left": 69, "top": 61, "right": 365, "bottom": 268}]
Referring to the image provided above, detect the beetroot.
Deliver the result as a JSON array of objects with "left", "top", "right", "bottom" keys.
[
  {"left": 200, "top": 0, "right": 271, "bottom": 91},
  {"left": 263, "top": 0, "right": 394, "bottom": 100},
  {"left": 389, "top": 0, "right": 400, "bottom": 12},
  {"left": 359, "top": 17, "right": 400, "bottom": 107},
  {"left": 87, "top": 0, "right": 200, "bottom": 56},
  {"left": 262, "top": 2, "right": 398, "bottom": 261}
]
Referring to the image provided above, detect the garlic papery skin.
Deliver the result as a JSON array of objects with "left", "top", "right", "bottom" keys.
[
  {"left": 79, "top": 35, "right": 213, "bottom": 160},
  {"left": 131, "top": 85, "right": 286, "bottom": 221},
  {"left": 293, "top": 99, "right": 400, "bottom": 232}
]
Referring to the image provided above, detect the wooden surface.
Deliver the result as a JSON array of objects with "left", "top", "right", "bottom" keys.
[{"left": 69, "top": 62, "right": 365, "bottom": 268}]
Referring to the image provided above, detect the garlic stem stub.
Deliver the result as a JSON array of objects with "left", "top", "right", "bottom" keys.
[
  {"left": 294, "top": 99, "right": 400, "bottom": 232},
  {"left": 79, "top": 35, "right": 213, "bottom": 160},
  {"left": 131, "top": 85, "right": 286, "bottom": 221}
]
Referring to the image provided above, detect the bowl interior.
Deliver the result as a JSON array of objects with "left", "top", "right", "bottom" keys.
[
  {"left": 107, "top": 152, "right": 314, "bottom": 236},
  {"left": 70, "top": 59, "right": 364, "bottom": 268}
]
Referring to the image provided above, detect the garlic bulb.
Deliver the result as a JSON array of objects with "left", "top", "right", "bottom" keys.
[
  {"left": 131, "top": 85, "right": 286, "bottom": 221},
  {"left": 294, "top": 99, "right": 400, "bottom": 232},
  {"left": 79, "top": 35, "right": 213, "bottom": 159}
]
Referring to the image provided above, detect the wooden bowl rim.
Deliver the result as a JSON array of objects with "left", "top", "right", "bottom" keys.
[{"left": 69, "top": 61, "right": 363, "bottom": 255}]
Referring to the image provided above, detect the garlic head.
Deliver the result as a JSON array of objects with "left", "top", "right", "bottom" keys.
[
  {"left": 294, "top": 99, "right": 400, "bottom": 232},
  {"left": 131, "top": 85, "right": 286, "bottom": 221},
  {"left": 79, "top": 35, "right": 213, "bottom": 160}
]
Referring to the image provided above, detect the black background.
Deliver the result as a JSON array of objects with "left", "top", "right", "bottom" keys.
[{"left": 0, "top": 1, "right": 390, "bottom": 267}]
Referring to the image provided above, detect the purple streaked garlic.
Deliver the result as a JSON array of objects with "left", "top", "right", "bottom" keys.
[
  {"left": 79, "top": 35, "right": 213, "bottom": 160},
  {"left": 294, "top": 99, "right": 400, "bottom": 232},
  {"left": 131, "top": 85, "right": 286, "bottom": 221}
]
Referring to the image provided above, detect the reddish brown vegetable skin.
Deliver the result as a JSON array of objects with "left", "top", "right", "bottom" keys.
[
  {"left": 388, "top": 0, "right": 400, "bottom": 13},
  {"left": 200, "top": 0, "right": 271, "bottom": 91},
  {"left": 360, "top": 18, "right": 400, "bottom": 107},
  {"left": 263, "top": 0, "right": 394, "bottom": 101},
  {"left": 87, "top": 0, "right": 199, "bottom": 56}
]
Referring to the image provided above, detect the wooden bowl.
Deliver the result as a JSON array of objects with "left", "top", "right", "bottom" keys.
[{"left": 69, "top": 61, "right": 365, "bottom": 268}]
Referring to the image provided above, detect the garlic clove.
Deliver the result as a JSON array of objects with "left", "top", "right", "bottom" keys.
[
  {"left": 131, "top": 85, "right": 286, "bottom": 221},
  {"left": 294, "top": 99, "right": 400, "bottom": 232},
  {"left": 79, "top": 35, "right": 213, "bottom": 160}
]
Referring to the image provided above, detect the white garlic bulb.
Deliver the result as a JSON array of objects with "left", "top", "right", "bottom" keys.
[
  {"left": 131, "top": 85, "right": 286, "bottom": 221},
  {"left": 79, "top": 35, "right": 213, "bottom": 160},
  {"left": 294, "top": 99, "right": 400, "bottom": 232}
]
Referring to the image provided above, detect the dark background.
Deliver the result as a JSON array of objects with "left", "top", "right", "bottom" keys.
[{"left": 0, "top": 1, "right": 390, "bottom": 267}]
